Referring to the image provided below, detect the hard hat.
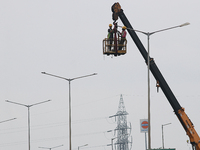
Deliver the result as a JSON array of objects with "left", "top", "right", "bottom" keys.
[
  {"left": 109, "top": 24, "right": 112, "bottom": 27},
  {"left": 122, "top": 26, "right": 127, "bottom": 29}
]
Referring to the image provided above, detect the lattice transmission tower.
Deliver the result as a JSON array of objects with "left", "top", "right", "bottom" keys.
[{"left": 109, "top": 94, "right": 132, "bottom": 150}]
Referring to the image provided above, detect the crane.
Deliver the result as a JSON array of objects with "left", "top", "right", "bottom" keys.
[{"left": 111, "top": 2, "right": 200, "bottom": 150}]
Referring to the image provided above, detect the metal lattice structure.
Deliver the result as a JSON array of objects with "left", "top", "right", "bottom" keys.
[{"left": 109, "top": 94, "right": 132, "bottom": 150}]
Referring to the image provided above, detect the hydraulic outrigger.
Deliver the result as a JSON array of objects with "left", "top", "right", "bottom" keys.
[{"left": 111, "top": 2, "right": 200, "bottom": 150}]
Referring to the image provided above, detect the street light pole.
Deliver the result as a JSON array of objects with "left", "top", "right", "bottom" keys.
[
  {"left": 69, "top": 80, "right": 72, "bottom": 150},
  {"left": 41, "top": 72, "right": 97, "bottom": 150},
  {"left": 111, "top": 138, "right": 116, "bottom": 150},
  {"left": 6, "top": 99, "right": 51, "bottom": 150},
  {"left": 78, "top": 144, "right": 88, "bottom": 150},
  {"left": 162, "top": 123, "right": 172, "bottom": 149},
  {"left": 147, "top": 32, "right": 151, "bottom": 150},
  {"left": 133, "top": 22, "right": 190, "bottom": 150},
  {"left": 39, "top": 144, "right": 64, "bottom": 150}
]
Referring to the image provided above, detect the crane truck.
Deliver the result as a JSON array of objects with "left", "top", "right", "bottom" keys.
[{"left": 111, "top": 2, "right": 200, "bottom": 150}]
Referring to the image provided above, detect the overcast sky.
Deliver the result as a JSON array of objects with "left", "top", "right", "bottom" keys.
[{"left": 0, "top": 0, "right": 200, "bottom": 150}]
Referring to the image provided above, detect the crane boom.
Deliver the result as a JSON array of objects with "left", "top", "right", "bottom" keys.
[{"left": 111, "top": 2, "right": 200, "bottom": 150}]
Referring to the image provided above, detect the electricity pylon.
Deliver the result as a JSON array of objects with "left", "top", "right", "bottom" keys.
[{"left": 109, "top": 94, "right": 132, "bottom": 150}]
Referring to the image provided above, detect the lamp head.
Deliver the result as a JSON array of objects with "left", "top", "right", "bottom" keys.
[{"left": 179, "top": 22, "right": 190, "bottom": 27}]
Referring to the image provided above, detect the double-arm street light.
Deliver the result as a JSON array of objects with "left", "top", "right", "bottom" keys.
[
  {"left": 41, "top": 72, "right": 97, "bottom": 150},
  {"left": 107, "top": 130, "right": 129, "bottom": 150},
  {"left": 107, "top": 130, "right": 116, "bottom": 150},
  {"left": 5, "top": 99, "right": 51, "bottom": 150},
  {"left": 107, "top": 137, "right": 117, "bottom": 150},
  {"left": 162, "top": 123, "right": 172, "bottom": 149},
  {"left": 78, "top": 144, "right": 88, "bottom": 150},
  {"left": 39, "top": 144, "right": 63, "bottom": 150},
  {"left": 133, "top": 22, "right": 190, "bottom": 149}
]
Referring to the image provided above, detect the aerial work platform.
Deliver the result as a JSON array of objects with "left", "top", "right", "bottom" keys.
[{"left": 102, "top": 38, "right": 127, "bottom": 56}]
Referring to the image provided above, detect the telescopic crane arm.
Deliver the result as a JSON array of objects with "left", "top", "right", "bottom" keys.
[{"left": 111, "top": 2, "right": 200, "bottom": 150}]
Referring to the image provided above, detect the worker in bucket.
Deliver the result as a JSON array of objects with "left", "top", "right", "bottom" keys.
[
  {"left": 107, "top": 24, "right": 114, "bottom": 51},
  {"left": 118, "top": 26, "right": 127, "bottom": 50}
]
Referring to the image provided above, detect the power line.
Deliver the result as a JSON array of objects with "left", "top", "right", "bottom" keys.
[
  {"left": 0, "top": 131, "right": 108, "bottom": 147},
  {"left": 0, "top": 116, "right": 109, "bottom": 134}
]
